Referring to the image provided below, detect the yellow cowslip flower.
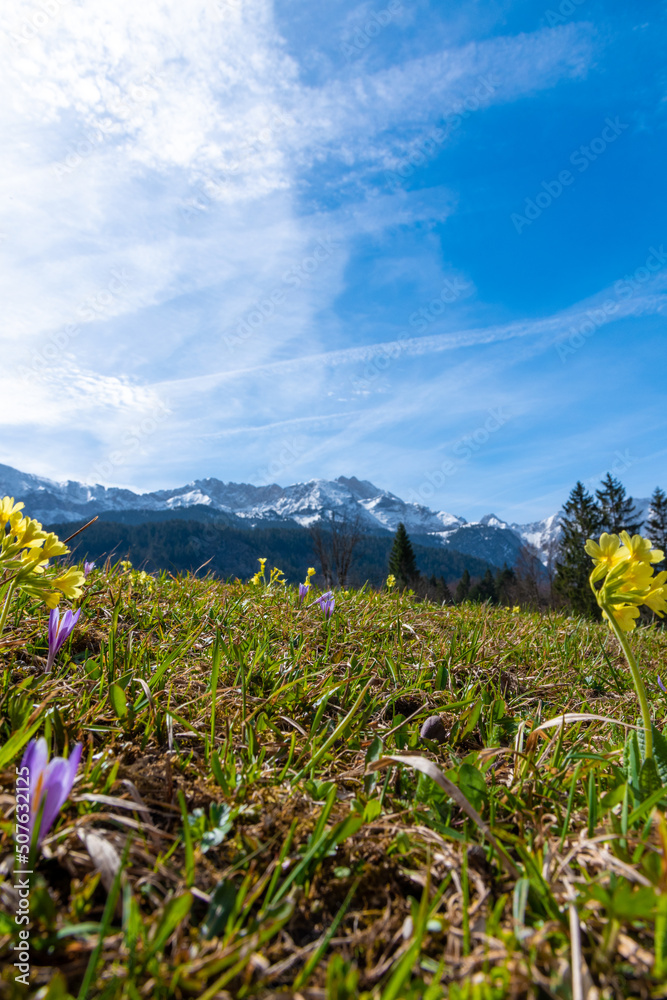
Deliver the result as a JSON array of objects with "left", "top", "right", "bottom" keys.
[
  {"left": 587, "top": 530, "right": 667, "bottom": 625},
  {"left": 386, "top": 575, "right": 396, "bottom": 589},
  {"left": 619, "top": 530, "right": 664, "bottom": 566},
  {"left": 40, "top": 533, "right": 69, "bottom": 559},
  {"left": 603, "top": 603, "right": 640, "bottom": 632},
  {"left": 120, "top": 559, "right": 133, "bottom": 571},
  {"left": 644, "top": 574, "right": 667, "bottom": 616},
  {"left": 53, "top": 567, "right": 85, "bottom": 601},
  {"left": 0, "top": 499, "right": 89, "bottom": 639},
  {"left": 0, "top": 496, "right": 25, "bottom": 526},
  {"left": 613, "top": 559, "right": 655, "bottom": 596},
  {"left": 10, "top": 517, "right": 47, "bottom": 550},
  {"left": 18, "top": 582, "right": 61, "bottom": 608},
  {"left": 307, "top": 567, "right": 316, "bottom": 578},
  {"left": 585, "top": 532, "right": 626, "bottom": 570},
  {"left": 251, "top": 573, "right": 261, "bottom": 585},
  {"left": 512, "top": 605, "right": 520, "bottom": 613},
  {"left": 586, "top": 530, "right": 665, "bottom": 763}
]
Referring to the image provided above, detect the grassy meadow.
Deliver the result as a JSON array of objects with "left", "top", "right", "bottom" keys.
[{"left": 1, "top": 563, "right": 667, "bottom": 999}]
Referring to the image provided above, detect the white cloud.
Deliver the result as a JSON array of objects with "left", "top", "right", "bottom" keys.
[{"left": 0, "top": 0, "right": 602, "bottom": 492}]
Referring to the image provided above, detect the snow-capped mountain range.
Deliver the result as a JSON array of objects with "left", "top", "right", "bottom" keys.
[{"left": 0, "top": 463, "right": 652, "bottom": 569}]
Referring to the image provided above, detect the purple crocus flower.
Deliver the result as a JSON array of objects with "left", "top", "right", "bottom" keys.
[
  {"left": 83, "top": 561, "right": 95, "bottom": 577},
  {"left": 19, "top": 738, "right": 83, "bottom": 848},
  {"left": 46, "top": 607, "right": 81, "bottom": 672},
  {"left": 658, "top": 675, "right": 666, "bottom": 693},
  {"left": 298, "top": 582, "right": 310, "bottom": 601},
  {"left": 315, "top": 591, "right": 335, "bottom": 618}
]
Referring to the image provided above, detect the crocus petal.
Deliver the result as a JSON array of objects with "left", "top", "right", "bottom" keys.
[
  {"left": 22, "top": 737, "right": 49, "bottom": 843},
  {"left": 53, "top": 608, "right": 80, "bottom": 657},
  {"left": 21, "top": 737, "right": 48, "bottom": 782},
  {"left": 659, "top": 676, "right": 667, "bottom": 693},
  {"left": 48, "top": 608, "right": 60, "bottom": 649},
  {"left": 59, "top": 609, "right": 74, "bottom": 639},
  {"left": 38, "top": 743, "right": 82, "bottom": 842},
  {"left": 37, "top": 762, "right": 71, "bottom": 841}
]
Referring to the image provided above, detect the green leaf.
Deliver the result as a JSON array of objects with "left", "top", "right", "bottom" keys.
[
  {"left": 457, "top": 763, "right": 488, "bottom": 813},
  {"left": 201, "top": 880, "right": 237, "bottom": 940},
  {"left": 149, "top": 892, "right": 193, "bottom": 956},
  {"left": 601, "top": 783, "right": 627, "bottom": 812},
  {"left": 459, "top": 698, "right": 482, "bottom": 741},
  {"left": 364, "top": 735, "right": 383, "bottom": 795},
  {"left": 0, "top": 715, "right": 44, "bottom": 771},
  {"left": 611, "top": 883, "right": 658, "bottom": 920},
  {"left": 639, "top": 757, "right": 662, "bottom": 800},
  {"left": 201, "top": 804, "right": 234, "bottom": 853},
  {"left": 625, "top": 731, "right": 640, "bottom": 788},
  {"left": 42, "top": 972, "right": 75, "bottom": 1000},
  {"left": 108, "top": 683, "right": 127, "bottom": 720},
  {"left": 363, "top": 798, "right": 382, "bottom": 822},
  {"left": 636, "top": 724, "right": 667, "bottom": 786}
]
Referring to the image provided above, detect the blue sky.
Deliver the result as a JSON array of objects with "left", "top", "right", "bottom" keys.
[{"left": 2, "top": 0, "right": 666, "bottom": 521}]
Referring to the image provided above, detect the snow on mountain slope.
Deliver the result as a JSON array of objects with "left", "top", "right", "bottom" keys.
[
  {"left": 0, "top": 462, "right": 652, "bottom": 570},
  {"left": 439, "top": 523, "right": 525, "bottom": 567}
]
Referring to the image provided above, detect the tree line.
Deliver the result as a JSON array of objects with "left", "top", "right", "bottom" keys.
[
  {"left": 384, "top": 474, "right": 667, "bottom": 616},
  {"left": 553, "top": 474, "right": 666, "bottom": 618}
]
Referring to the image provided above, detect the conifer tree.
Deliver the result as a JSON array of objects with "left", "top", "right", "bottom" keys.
[
  {"left": 455, "top": 568, "right": 470, "bottom": 603},
  {"left": 469, "top": 568, "right": 497, "bottom": 604},
  {"left": 495, "top": 565, "right": 516, "bottom": 605},
  {"left": 439, "top": 576, "right": 453, "bottom": 605},
  {"left": 648, "top": 487, "right": 667, "bottom": 570},
  {"left": 554, "top": 481, "right": 603, "bottom": 618},
  {"left": 388, "top": 522, "right": 418, "bottom": 586},
  {"left": 595, "top": 473, "right": 643, "bottom": 535}
]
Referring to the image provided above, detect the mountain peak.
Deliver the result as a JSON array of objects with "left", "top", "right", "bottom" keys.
[
  {"left": 0, "top": 462, "right": 570, "bottom": 567},
  {"left": 479, "top": 513, "right": 509, "bottom": 530},
  {"left": 335, "top": 475, "right": 386, "bottom": 501}
]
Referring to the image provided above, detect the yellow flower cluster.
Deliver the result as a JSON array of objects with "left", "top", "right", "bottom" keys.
[
  {"left": 250, "top": 557, "right": 285, "bottom": 588},
  {"left": 1, "top": 496, "right": 85, "bottom": 611},
  {"left": 585, "top": 530, "right": 667, "bottom": 631},
  {"left": 386, "top": 574, "right": 396, "bottom": 589}
]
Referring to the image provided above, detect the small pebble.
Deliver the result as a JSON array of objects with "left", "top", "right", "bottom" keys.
[{"left": 419, "top": 715, "right": 448, "bottom": 744}]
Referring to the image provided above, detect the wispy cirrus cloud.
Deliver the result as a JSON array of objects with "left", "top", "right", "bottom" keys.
[{"left": 2, "top": 0, "right": 664, "bottom": 518}]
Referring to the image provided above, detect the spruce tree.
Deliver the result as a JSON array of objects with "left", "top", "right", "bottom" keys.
[
  {"left": 455, "top": 568, "right": 470, "bottom": 603},
  {"left": 648, "top": 487, "right": 667, "bottom": 570},
  {"left": 554, "top": 481, "right": 603, "bottom": 618},
  {"left": 439, "top": 576, "right": 453, "bottom": 605},
  {"left": 469, "top": 568, "right": 497, "bottom": 604},
  {"left": 388, "top": 522, "right": 418, "bottom": 586},
  {"left": 495, "top": 565, "right": 516, "bottom": 605},
  {"left": 596, "top": 473, "right": 643, "bottom": 535}
]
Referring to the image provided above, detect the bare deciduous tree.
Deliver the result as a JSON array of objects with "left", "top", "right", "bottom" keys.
[
  {"left": 514, "top": 543, "right": 546, "bottom": 607},
  {"left": 309, "top": 510, "right": 362, "bottom": 588}
]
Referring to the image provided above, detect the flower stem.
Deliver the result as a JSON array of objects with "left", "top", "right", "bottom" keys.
[
  {"left": 602, "top": 601, "right": 653, "bottom": 760},
  {"left": 0, "top": 579, "right": 17, "bottom": 641}
]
